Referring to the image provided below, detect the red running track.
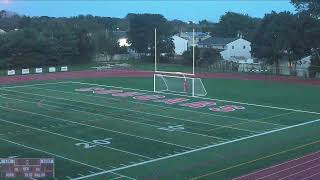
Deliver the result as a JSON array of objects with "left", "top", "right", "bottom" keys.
[
  {"left": 0, "top": 70, "right": 319, "bottom": 86},
  {"left": 234, "top": 151, "right": 320, "bottom": 180}
]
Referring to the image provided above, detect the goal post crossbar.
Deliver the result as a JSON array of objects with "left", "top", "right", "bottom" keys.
[
  {"left": 154, "top": 70, "right": 195, "bottom": 76},
  {"left": 153, "top": 28, "right": 206, "bottom": 97},
  {"left": 153, "top": 73, "right": 207, "bottom": 97}
]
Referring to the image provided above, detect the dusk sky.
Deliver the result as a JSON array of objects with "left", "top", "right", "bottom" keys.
[{"left": 0, "top": 0, "right": 296, "bottom": 22}]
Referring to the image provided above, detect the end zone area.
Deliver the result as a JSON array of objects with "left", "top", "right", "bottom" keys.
[{"left": 0, "top": 80, "right": 319, "bottom": 179}]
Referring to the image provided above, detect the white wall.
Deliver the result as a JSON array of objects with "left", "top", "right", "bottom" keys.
[
  {"left": 220, "top": 39, "right": 251, "bottom": 61},
  {"left": 173, "top": 35, "right": 188, "bottom": 55}
]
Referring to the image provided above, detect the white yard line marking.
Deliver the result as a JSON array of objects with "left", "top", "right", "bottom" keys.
[
  {"left": 109, "top": 176, "right": 124, "bottom": 180},
  {"left": 3, "top": 87, "right": 261, "bottom": 134},
  {"left": 72, "top": 118, "right": 320, "bottom": 180},
  {"left": 0, "top": 137, "right": 135, "bottom": 180},
  {"left": 0, "top": 117, "right": 152, "bottom": 159},
  {"left": 0, "top": 104, "right": 192, "bottom": 150},
  {"left": 1, "top": 95, "right": 228, "bottom": 141},
  {"left": 30, "top": 83, "right": 285, "bottom": 127},
  {"left": 70, "top": 81, "right": 320, "bottom": 115},
  {"left": 2, "top": 81, "right": 70, "bottom": 89}
]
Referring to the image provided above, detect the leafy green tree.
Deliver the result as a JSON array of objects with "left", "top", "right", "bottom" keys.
[
  {"left": 291, "top": 0, "right": 320, "bottom": 18},
  {"left": 200, "top": 48, "right": 222, "bottom": 66},
  {"left": 252, "top": 11, "right": 301, "bottom": 73},
  {"left": 127, "top": 13, "right": 174, "bottom": 55},
  {"left": 211, "top": 12, "right": 261, "bottom": 41},
  {"left": 182, "top": 47, "right": 200, "bottom": 66}
]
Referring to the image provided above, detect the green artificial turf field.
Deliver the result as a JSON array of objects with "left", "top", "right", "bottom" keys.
[{"left": 0, "top": 77, "right": 319, "bottom": 180}]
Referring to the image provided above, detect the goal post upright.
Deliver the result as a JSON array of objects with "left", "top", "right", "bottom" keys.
[
  {"left": 153, "top": 28, "right": 206, "bottom": 97},
  {"left": 192, "top": 28, "right": 195, "bottom": 97},
  {"left": 154, "top": 28, "right": 157, "bottom": 92}
]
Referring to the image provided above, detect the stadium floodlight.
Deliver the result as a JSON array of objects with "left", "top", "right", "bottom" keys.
[{"left": 153, "top": 28, "right": 207, "bottom": 97}]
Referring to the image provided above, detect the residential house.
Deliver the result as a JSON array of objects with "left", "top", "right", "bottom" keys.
[
  {"left": 296, "top": 56, "right": 311, "bottom": 77},
  {"left": 172, "top": 35, "right": 188, "bottom": 55},
  {"left": 198, "top": 37, "right": 252, "bottom": 62},
  {"left": 113, "top": 31, "right": 131, "bottom": 47}
]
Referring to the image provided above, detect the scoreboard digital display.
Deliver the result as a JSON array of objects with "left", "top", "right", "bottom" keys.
[{"left": 0, "top": 158, "right": 54, "bottom": 179}]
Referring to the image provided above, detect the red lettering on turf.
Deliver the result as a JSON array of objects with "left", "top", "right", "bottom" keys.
[
  {"left": 133, "top": 95, "right": 166, "bottom": 101},
  {"left": 154, "top": 98, "right": 189, "bottom": 105},
  {"left": 112, "top": 92, "right": 145, "bottom": 97},
  {"left": 94, "top": 89, "right": 123, "bottom": 94},
  {"left": 180, "top": 101, "right": 216, "bottom": 109}
]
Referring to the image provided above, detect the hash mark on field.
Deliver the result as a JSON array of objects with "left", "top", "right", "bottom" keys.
[
  {"left": 73, "top": 117, "right": 320, "bottom": 180},
  {"left": 110, "top": 177, "right": 123, "bottom": 180},
  {"left": 0, "top": 98, "right": 193, "bottom": 150},
  {"left": 3, "top": 88, "right": 261, "bottom": 135},
  {"left": 69, "top": 81, "right": 320, "bottom": 118},
  {"left": 71, "top": 81, "right": 320, "bottom": 115},
  {"left": 0, "top": 98, "right": 223, "bottom": 149},
  {"left": 0, "top": 117, "right": 152, "bottom": 159}
]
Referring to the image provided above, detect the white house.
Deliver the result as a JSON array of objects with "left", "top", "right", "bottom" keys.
[
  {"left": 172, "top": 35, "right": 188, "bottom": 55},
  {"left": 296, "top": 56, "right": 311, "bottom": 77},
  {"left": 113, "top": 31, "right": 131, "bottom": 47},
  {"left": 198, "top": 37, "right": 252, "bottom": 62}
]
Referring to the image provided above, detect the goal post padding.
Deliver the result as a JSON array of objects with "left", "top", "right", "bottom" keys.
[{"left": 154, "top": 73, "right": 207, "bottom": 97}]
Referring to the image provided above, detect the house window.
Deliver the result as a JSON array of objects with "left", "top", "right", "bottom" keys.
[
  {"left": 243, "top": 46, "right": 246, "bottom": 49},
  {"left": 232, "top": 46, "right": 235, "bottom": 49}
]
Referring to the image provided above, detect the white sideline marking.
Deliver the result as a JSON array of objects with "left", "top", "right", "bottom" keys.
[
  {"left": 10, "top": 86, "right": 261, "bottom": 134},
  {"left": 0, "top": 102, "right": 192, "bottom": 150},
  {"left": 0, "top": 138, "right": 135, "bottom": 180},
  {"left": 233, "top": 151, "right": 320, "bottom": 179},
  {"left": 2, "top": 81, "right": 70, "bottom": 89},
  {"left": 1, "top": 95, "right": 227, "bottom": 141},
  {"left": 72, "top": 118, "right": 320, "bottom": 180},
  {"left": 70, "top": 81, "right": 320, "bottom": 115},
  {"left": 0, "top": 117, "right": 151, "bottom": 159}
]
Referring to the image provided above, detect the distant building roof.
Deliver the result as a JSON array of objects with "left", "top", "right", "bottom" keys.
[{"left": 198, "top": 37, "right": 238, "bottom": 46}]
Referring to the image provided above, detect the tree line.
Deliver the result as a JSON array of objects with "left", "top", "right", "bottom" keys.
[{"left": 0, "top": 0, "right": 319, "bottom": 75}]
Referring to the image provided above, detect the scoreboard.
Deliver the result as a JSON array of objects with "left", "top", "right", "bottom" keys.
[{"left": 0, "top": 158, "right": 54, "bottom": 179}]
